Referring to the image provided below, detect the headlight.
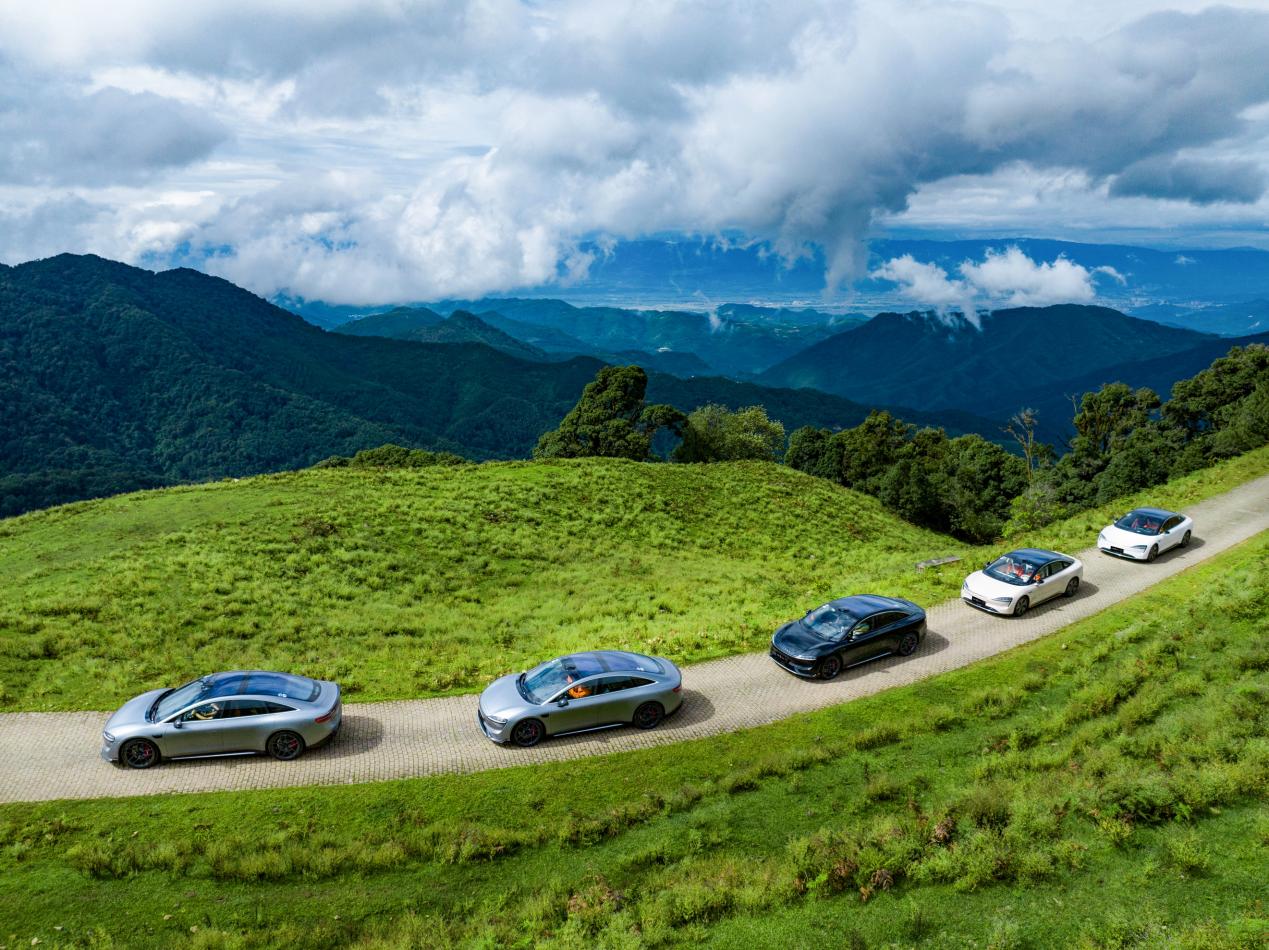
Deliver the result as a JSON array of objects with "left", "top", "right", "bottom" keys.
[
  {"left": 102, "top": 731, "right": 115, "bottom": 742},
  {"left": 989, "top": 596, "right": 1013, "bottom": 605},
  {"left": 1098, "top": 531, "right": 1107, "bottom": 544},
  {"left": 961, "top": 580, "right": 969, "bottom": 592},
  {"left": 482, "top": 712, "right": 507, "bottom": 726},
  {"left": 1129, "top": 544, "right": 1147, "bottom": 552}
]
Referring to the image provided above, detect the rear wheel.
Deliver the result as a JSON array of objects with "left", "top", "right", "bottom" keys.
[
  {"left": 897, "top": 631, "right": 919, "bottom": 656},
  {"left": 267, "top": 731, "right": 305, "bottom": 761},
  {"left": 1181, "top": 530, "right": 1192, "bottom": 548},
  {"left": 632, "top": 702, "right": 665, "bottom": 730},
  {"left": 511, "top": 718, "right": 545, "bottom": 748},
  {"left": 819, "top": 654, "right": 843, "bottom": 680},
  {"left": 1147, "top": 544, "right": 1159, "bottom": 563},
  {"left": 1065, "top": 576, "right": 1080, "bottom": 598},
  {"left": 121, "top": 739, "right": 159, "bottom": 769},
  {"left": 1013, "top": 596, "right": 1030, "bottom": 618}
]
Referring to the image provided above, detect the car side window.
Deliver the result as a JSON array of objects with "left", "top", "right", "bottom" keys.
[
  {"left": 179, "top": 702, "right": 224, "bottom": 722},
  {"left": 265, "top": 702, "right": 296, "bottom": 714},
  {"left": 1165, "top": 516, "right": 1181, "bottom": 532},
  {"left": 596, "top": 677, "right": 631, "bottom": 695},
  {"left": 221, "top": 699, "right": 272, "bottom": 718}
]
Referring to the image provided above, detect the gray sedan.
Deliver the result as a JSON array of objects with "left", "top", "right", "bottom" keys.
[
  {"left": 101, "top": 671, "right": 342, "bottom": 769},
  {"left": 478, "top": 650, "right": 682, "bottom": 747}
]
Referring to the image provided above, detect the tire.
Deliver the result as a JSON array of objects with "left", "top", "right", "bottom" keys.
[
  {"left": 1065, "top": 576, "right": 1080, "bottom": 598},
  {"left": 632, "top": 701, "right": 665, "bottom": 730},
  {"left": 121, "top": 738, "right": 160, "bottom": 770},
  {"left": 819, "top": 654, "right": 843, "bottom": 680},
  {"left": 1013, "top": 596, "right": 1030, "bottom": 618},
  {"left": 267, "top": 731, "right": 305, "bottom": 761},
  {"left": 1181, "top": 530, "right": 1191, "bottom": 548},
  {"left": 1147, "top": 544, "right": 1159, "bottom": 563},
  {"left": 897, "top": 631, "right": 919, "bottom": 656},
  {"left": 510, "top": 718, "right": 545, "bottom": 748}
]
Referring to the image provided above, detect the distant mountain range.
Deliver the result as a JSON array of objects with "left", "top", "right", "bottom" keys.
[
  {"left": 0, "top": 254, "right": 984, "bottom": 517},
  {"left": 1126, "top": 299, "right": 1269, "bottom": 337},
  {"left": 759, "top": 303, "right": 1269, "bottom": 442}
]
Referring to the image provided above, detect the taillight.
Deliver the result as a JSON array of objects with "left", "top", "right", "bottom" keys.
[
  {"left": 672, "top": 684, "right": 682, "bottom": 693},
  {"left": 315, "top": 706, "right": 338, "bottom": 723}
]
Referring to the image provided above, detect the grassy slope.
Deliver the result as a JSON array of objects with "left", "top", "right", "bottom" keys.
[
  {"left": 2, "top": 446, "right": 1267, "bottom": 712},
  {"left": 0, "top": 534, "right": 1265, "bottom": 948}
]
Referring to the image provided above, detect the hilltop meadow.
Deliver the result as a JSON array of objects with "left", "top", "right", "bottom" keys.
[
  {"left": 1, "top": 532, "right": 1265, "bottom": 947},
  {"left": 1, "top": 447, "right": 1266, "bottom": 713}
]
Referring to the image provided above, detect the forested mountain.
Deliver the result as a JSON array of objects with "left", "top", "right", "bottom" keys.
[
  {"left": 428, "top": 297, "right": 845, "bottom": 376},
  {"left": 0, "top": 255, "right": 984, "bottom": 517},
  {"left": 759, "top": 305, "right": 1213, "bottom": 417},
  {"left": 337, "top": 308, "right": 548, "bottom": 361}
]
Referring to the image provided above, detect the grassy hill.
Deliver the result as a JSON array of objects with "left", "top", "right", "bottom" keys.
[
  {"left": 3, "top": 447, "right": 1266, "bottom": 713},
  {"left": 1, "top": 531, "right": 1264, "bottom": 947}
]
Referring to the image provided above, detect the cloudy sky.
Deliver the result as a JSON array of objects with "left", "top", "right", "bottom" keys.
[{"left": 2, "top": 0, "right": 1268, "bottom": 304}]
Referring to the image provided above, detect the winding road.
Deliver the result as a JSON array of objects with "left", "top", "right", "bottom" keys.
[{"left": 2, "top": 474, "right": 1266, "bottom": 804}]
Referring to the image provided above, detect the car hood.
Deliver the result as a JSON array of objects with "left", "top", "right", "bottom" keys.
[
  {"left": 480, "top": 673, "right": 531, "bottom": 719},
  {"left": 964, "top": 570, "right": 1029, "bottom": 600},
  {"left": 1100, "top": 525, "right": 1154, "bottom": 548},
  {"left": 773, "top": 620, "right": 833, "bottom": 658},
  {"left": 104, "top": 687, "right": 169, "bottom": 734}
]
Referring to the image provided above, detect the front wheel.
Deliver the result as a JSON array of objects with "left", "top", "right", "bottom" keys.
[
  {"left": 267, "top": 731, "right": 305, "bottom": 761},
  {"left": 632, "top": 702, "right": 665, "bottom": 730},
  {"left": 1013, "top": 596, "right": 1030, "bottom": 618},
  {"left": 1147, "top": 545, "right": 1159, "bottom": 563},
  {"left": 897, "top": 631, "right": 919, "bottom": 656},
  {"left": 511, "top": 718, "right": 545, "bottom": 748},
  {"left": 819, "top": 654, "right": 843, "bottom": 680},
  {"left": 121, "top": 739, "right": 160, "bottom": 769},
  {"left": 1181, "top": 530, "right": 1192, "bottom": 548},
  {"left": 1065, "top": 576, "right": 1080, "bottom": 598}
]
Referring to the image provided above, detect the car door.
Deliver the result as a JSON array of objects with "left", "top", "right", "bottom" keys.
[
  {"left": 840, "top": 613, "right": 893, "bottom": 666},
  {"left": 214, "top": 698, "right": 279, "bottom": 753},
  {"left": 545, "top": 676, "right": 611, "bottom": 735},
  {"left": 1040, "top": 561, "right": 1070, "bottom": 602},
  {"left": 1161, "top": 516, "right": 1184, "bottom": 551},
  {"left": 163, "top": 702, "right": 227, "bottom": 757}
]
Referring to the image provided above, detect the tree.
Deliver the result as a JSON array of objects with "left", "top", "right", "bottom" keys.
[
  {"left": 1070, "top": 383, "right": 1160, "bottom": 457},
  {"left": 1002, "top": 408, "right": 1050, "bottom": 482},
  {"left": 672, "top": 404, "right": 786, "bottom": 463},
  {"left": 1164, "top": 344, "right": 1269, "bottom": 441},
  {"left": 532, "top": 365, "right": 684, "bottom": 461}
]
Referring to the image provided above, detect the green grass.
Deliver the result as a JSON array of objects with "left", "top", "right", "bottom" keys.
[
  {"left": 1, "top": 533, "right": 1266, "bottom": 948},
  {"left": 2, "top": 446, "right": 1267, "bottom": 712}
]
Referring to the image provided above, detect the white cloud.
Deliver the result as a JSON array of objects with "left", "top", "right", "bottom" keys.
[
  {"left": 872, "top": 246, "right": 1125, "bottom": 317},
  {"left": 1, "top": 1, "right": 1268, "bottom": 301}
]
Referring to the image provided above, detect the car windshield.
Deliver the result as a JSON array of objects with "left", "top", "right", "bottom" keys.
[
  {"left": 983, "top": 555, "right": 1041, "bottom": 586},
  {"left": 1114, "top": 510, "right": 1164, "bottom": 535},
  {"left": 151, "top": 677, "right": 213, "bottom": 721},
  {"left": 804, "top": 604, "right": 851, "bottom": 640},
  {"left": 521, "top": 655, "right": 604, "bottom": 703}
]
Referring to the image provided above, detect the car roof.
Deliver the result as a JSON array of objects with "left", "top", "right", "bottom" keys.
[
  {"left": 198, "top": 671, "right": 319, "bottom": 702},
  {"left": 827, "top": 594, "right": 914, "bottom": 619},
  {"left": 1126, "top": 507, "right": 1178, "bottom": 519},
  {"left": 565, "top": 651, "right": 664, "bottom": 676},
  {"left": 1003, "top": 548, "right": 1065, "bottom": 565}
]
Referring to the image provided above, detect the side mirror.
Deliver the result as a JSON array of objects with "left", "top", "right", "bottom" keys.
[
  {"left": 556, "top": 697, "right": 569, "bottom": 708},
  {"left": 172, "top": 719, "right": 184, "bottom": 729}
]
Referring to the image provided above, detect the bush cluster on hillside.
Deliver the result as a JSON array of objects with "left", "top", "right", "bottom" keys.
[{"left": 315, "top": 444, "right": 468, "bottom": 469}]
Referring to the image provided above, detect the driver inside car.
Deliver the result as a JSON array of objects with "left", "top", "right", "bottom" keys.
[
  {"left": 191, "top": 703, "right": 220, "bottom": 720},
  {"left": 565, "top": 675, "right": 592, "bottom": 699}
]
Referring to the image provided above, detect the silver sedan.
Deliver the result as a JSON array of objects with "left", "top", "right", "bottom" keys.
[
  {"left": 478, "top": 650, "right": 682, "bottom": 747},
  {"left": 101, "top": 671, "right": 342, "bottom": 768}
]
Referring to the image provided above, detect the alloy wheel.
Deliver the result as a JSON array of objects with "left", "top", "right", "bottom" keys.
[
  {"left": 633, "top": 702, "right": 664, "bottom": 730},
  {"left": 268, "top": 731, "right": 304, "bottom": 761},
  {"left": 121, "top": 739, "right": 158, "bottom": 769},
  {"left": 511, "top": 719, "right": 544, "bottom": 748}
]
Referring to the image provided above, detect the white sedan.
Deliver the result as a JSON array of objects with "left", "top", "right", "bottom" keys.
[
  {"left": 1098, "top": 507, "right": 1193, "bottom": 562},
  {"left": 961, "top": 548, "right": 1084, "bottom": 618}
]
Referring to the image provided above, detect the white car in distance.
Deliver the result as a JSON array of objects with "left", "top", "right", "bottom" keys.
[
  {"left": 961, "top": 548, "right": 1084, "bottom": 618},
  {"left": 1098, "top": 507, "right": 1193, "bottom": 562}
]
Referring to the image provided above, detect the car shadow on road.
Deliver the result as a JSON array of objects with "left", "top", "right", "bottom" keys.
[{"left": 311, "top": 714, "right": 386, "bottom": 759}]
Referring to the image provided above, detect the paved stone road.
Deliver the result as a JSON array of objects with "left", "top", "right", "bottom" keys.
[{"left": 2, "top": 475, "right": 1266, "bottom": 804}]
